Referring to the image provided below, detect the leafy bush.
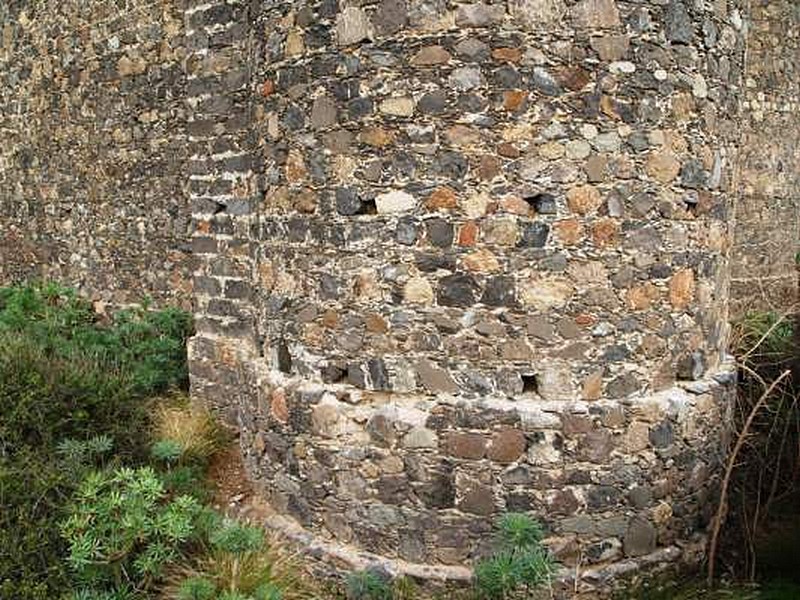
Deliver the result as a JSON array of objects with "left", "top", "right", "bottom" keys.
[
  {"left": 473, "top": 513, "right": 555, "bottom": 599},
  {"left": 166, "top": 520, "right": 321, "bottom": 600},
  {"left": 61, "top": 466, "right": 202, "bottom": 594},
  {"left": 0, "top": 283, "right": 193, "bottom": 395},
  {"left": 346, "top": 569, "right": 393, "bottom": 600},
  {"left": 0, "top": 283, "right": 192, "bottom": 599}
]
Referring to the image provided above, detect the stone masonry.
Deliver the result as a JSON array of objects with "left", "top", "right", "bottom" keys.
[
  {"left": 0, "top": 0, "right": 194, "bottom": 306},
  {"left": 2, "top": 0, "right": 799, "bottom": 597}
]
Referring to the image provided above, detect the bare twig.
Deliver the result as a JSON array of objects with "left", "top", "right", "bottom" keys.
[{"left": 707, "top": 369, "right": 792, "bottom": 586}]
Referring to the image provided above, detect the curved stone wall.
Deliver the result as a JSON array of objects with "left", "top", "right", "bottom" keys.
[
  {"left": 195, "top": 0, "right": 748, "bottom": 588},
  {"left": 4, "top": 0, "right": 793, "bottom": 596}
]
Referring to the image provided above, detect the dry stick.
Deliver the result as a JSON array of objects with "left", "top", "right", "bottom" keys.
[
  {"left": 706, "top": 369, "right": 792, "bottom": 587},
  {"left": 763, "top": 395, "right": 797, "bottom": 520},
  {"left": 739, "top": 310, "right": 795, "bottom": 363}
]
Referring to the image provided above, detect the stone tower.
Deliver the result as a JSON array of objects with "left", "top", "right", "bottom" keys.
[
  {"left": 191, "top": 0, "right": 747, "bottom": 592},
  {"left": 2, "top": 0, "right": 799, "bottom": 595}
]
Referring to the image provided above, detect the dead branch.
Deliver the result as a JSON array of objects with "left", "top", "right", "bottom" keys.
[{"left": 706, "top": 369, "right": 792, "bottom": 586}]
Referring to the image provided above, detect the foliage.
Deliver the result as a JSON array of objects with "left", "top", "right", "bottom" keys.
[
  {"left": 178, "top": 576, "right": 216, "bottom": 600},
  {"left": 166, "top": 522, "right": 321, "bottom": 600},
  {"left": 721, "top": 311, "right": 800, "bottom": 583},
  {"left": 345, "top": 569, "right": 393, "bottom": 600},
  {"left": 61, "top": 467, "right": 202, "bottom": 593},
  {"left": 496, "top": 512, "right": 545, "bottom": 552},
  {"left": 152, "top": 439, "right": 185, "bottom": 465},
  {"left": 0, "top": 283, "right": 192, "bottom": 599},
  {"left": 0, "top": 282, "right": 193, "bottom": 395},
  {"left": 734, "top": 311, "right": 795, "bottom": 365},
  {"left": 473, "top": 513, "right": 554, "bottom": 599}
]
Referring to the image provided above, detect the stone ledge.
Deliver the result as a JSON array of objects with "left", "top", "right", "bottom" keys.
[{"left": 245, "top": 493, "right": 706, "bottom": 597}]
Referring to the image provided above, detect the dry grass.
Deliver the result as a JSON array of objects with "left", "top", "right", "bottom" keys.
[
  {"left": 152, "top": 399, "right": 225, "bottom": 463},
  {"left": 160, "top": 531, "right": 324, "bottom": 600}
]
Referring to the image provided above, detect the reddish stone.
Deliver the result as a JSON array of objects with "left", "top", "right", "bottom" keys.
[
  {"left": 497, "top": 142, "right": 521, "bottom": 158},
  {"left": 476, "top": 155, "right": 501, "bottom": 180},
  {"left": 270, "top": 388, "right": 289, "bottom": 423},
  {"left": 322, "top": 309, "right": 339, "bottom": 328},
  {"left": 426, "top": 186, "right": 458, "bottom": 210},
  {"left": 553, "top": 219, "right": 585, "bottom": 245},
  {"left": 446, "top": 432, "right": 487, "bottom": 459},
  {"left": 365, "top": 313, "right": 388, "bottom": 333},
  {"left": 591, "top": 218, "right": 619, "bottom": 247},
  {"left": 626, "top": 284, "right": 660, "bottom": 311},
  {"left": 458, "top": 221, "right": 479, "bottom": 246},
  {"left": 260, "top": 79, "right": 275, "bottom": 97},
  {"left": 359, "top": 126, "right": 395, "bottom": 147},
  {"left": 669, "top": 268, "right": 695, "bottom": 310},
  {"left": 557, "top": 66, "right": 592, "bottom": 91},
  {"left": 459, "top": 482, "right": 495, "bottom": 515},
  {"left": 488, "top": 428, "right": 526, "bottom": 463},
  {"left": 492, "top": 47, "right": 522, "bottom": 63},
  {"left": 503, "top": 90, "right": 528, "bottom": 111},
  {"left": 499, "top": 195, "right": 531, "bottom": 216}
]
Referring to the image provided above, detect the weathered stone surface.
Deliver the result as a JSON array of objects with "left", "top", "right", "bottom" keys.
[
  {"left": 510, "top": 0, "right": 565, "bottom": 27},
  {"left": 624, "top": 517, "right": 657, "bottom": 557},
  {"left": 416, "top": 359, "right": 458, "bottom": 394},
  {"left": 572, "top": 0, "right": 621, "bottom": 29},
  {"left": 336, "top": 7, "right": 373, "bottom": 46},
  {"left": 646, "top": 151, "right": 681, "bottom": 183},
  {"left": 376, "top": 190, "right": 417, "bottom": 213},
  {"left": 488, "top": 428, "right": 527, "bottom": 463},
  {"left": 9, "top": 0, "right": 790, "bottom": 587},
  {"left": 446, "top": 432, "right": 487, "bottom": 459},
  {"left": 567, "top": 184, "right": 603, "bottom": 215},
  {"left": 669, "top": 268, "right": 695, "bottom": 310},
  {"left": 411, "top": 45, "right": 452, "bottom": 66}
]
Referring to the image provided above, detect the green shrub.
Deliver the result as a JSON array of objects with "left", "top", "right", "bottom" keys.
[
  {"left": 0, "top": 282, "right": 193, "bottom": 395},
  {"left": 178, "top": 576, "right": 217, "bottom": 600},
  {"left": 346, "top": 569, "right": 393, "bottom": 600},
  {"left": 473, "top": 513, "right": 555, "bottom": 599},
  {"left": 61, "top": 466, "right": 202, "bottom": 593},
  {"left": 0, "top": 283, "right": 192, "bottom": 599},
  {"left": 167, "top": 519, "right": 321, "bottom": 600}
]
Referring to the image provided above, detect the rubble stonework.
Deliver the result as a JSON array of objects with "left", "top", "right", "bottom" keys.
[
  {"left": 0, "top": 0, "right": 194, "bottom": 306},
  {"left": 1, "top": 0, "right": 799, "bottom": 595},
  {"left": 729, "top": 1, "right": 800, "bottom": 316}
]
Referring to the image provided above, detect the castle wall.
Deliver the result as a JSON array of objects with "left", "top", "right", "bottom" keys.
[
  {"left": 0, "top": 0, "right": 194, "bottom": 306},
  {"left": 189, "top": 0, "right": 746, "bottom": 592},
  {"left": 1, "top": 0, "right": 798, "bottom": 595},
  {"left": 729, "top": 0, "right": 800, "bottom": 316}
]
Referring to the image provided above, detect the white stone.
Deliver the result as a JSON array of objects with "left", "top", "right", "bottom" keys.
[
  {"left": 565, "top": 139, "right": 592, "bottom": 160},
  {"left": 403, "top": 426, "right": 438, "bottom": 448},
  {"left": 692, "top": 74, "right": 708, "bottom": 99},
  {"left": 449, "top": 65, "right": 484, "bottom": 91},
  {"left": 541, "top": 121, "right": 567, "bottom": 139},
  {"left": 580, "top": 123, "right": 599, "bottom": 140},
  {"left": 654, "top": 68, "right": 668, "bottom": 81},
  {"left": 376, "top": 190, "right": 416, "bottom": 213},
  {"left": 609, "top": 61, "right": 636, "bottom": 74},
  {"left": 593, "top": 131, "right": 621, "bottom": 153},
  {"left": 379, "top": 96, "right": 415, "bottom": 117}
]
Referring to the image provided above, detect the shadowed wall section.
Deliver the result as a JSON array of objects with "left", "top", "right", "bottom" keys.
[
  {"left": 730, "top": 0, "right": 800, "bottom": 316},
  {"left": 0, "top": 0, "right": 194, "bottom": 306}
]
